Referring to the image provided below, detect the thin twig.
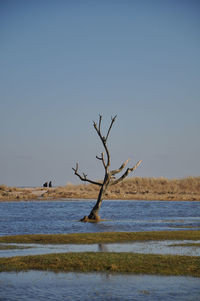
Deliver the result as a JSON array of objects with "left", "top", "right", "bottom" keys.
[
  {"left": 72, "top": 163, "right": 102, "bottom": 186},
  {"left": 105, "top": 115, "right": 117, "bottom": 141}
]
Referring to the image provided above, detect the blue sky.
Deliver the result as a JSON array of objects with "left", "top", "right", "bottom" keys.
[{"left": 0, "top": 0, "right": 200, "bottom": 187}]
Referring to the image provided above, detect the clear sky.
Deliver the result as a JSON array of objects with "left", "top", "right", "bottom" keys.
[{"left": 0, "top": 0, "right": 200, "bottom": 187}]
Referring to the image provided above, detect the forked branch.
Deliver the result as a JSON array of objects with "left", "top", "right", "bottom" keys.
[
  {"left": 110, "top": 159, "right": 130, "bottom": 176},
  {"left": 96, "top": 152, "right": 106, "bottom": 169},
  {"left": 72, "top": 163, "right": 102, "bottom": 186},
  {"left": 111, "top": 160, "right": 142, "bottom": 185},
  {"left": 93, "top": 115, "right": 117, "bottom": 169}
]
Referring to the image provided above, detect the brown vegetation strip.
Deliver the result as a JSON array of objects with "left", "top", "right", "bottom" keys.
[
  {"left": 1, "top": 176, "right": 200, "bottom": 201},
  {"left": 0, "top": 252, "right": 200, "bottom": 277},
  {"left": 0, "top": 230, "right": 200, "bottom": 244}
]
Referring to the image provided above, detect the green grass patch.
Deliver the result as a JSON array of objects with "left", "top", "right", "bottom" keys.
[
  {"left": 0, "top": 230, "right": 199, "bottom": 244},
  {"left": 0, "top": 252, "right": 200, "bottom": 277}
]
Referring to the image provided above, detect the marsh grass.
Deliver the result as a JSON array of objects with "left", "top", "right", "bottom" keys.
[
  {"left": 0, "top": 252, "right": 200, "bottom": 277},
  {"left": 0, "top": 230, "right": 199, "bottom": 244},
  {"left": 0, "top": 185, "right": 37, "bottom": 201},
  {"left": 1, "top": 177, "right": 200, "bottom": 201},
  {"left": 1, "top": 231, "right": 199, "bottom": 276},
  {"left": 41, "top": 177, "right": 200, "bottom": 201},
  {"left": 0, "top": 245, "right": 32, "bottom": 250}
]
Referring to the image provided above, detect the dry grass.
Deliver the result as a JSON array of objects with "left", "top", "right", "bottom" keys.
[
  {"left": 35, "top": 176, "right": 200, "bottom": 201},
  {"left": 0, "top": 186, "right": 46, "bottom": 201},
  {"left": 0, "top": 177, "right": 200, "bottom": 201}
]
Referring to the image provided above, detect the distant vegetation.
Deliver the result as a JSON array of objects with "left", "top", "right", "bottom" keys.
[
  {"left": 0, "top": 176, "right": 200, "bottom": 201},
  {"left": 0, "top": 185, "right": 36, "bottom": 201}
]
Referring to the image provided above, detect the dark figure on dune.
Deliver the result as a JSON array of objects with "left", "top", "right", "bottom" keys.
[
  {"left": 43, "top": 182, "right": 48, "bottom": 187},
  {"left": 49, "top": 181, "right": 52, "bottom": 187}
]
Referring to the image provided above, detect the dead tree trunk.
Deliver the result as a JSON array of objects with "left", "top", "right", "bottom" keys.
[{"left": 72, "top": 115, "right": 142, "bottom": 222}]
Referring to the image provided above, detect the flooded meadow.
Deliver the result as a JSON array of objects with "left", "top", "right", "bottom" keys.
[{"left": 1, "top": 200, "right": 200, "bottom": 300}]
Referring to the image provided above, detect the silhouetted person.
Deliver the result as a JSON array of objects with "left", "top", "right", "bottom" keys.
[
  {"left": 49, "top": 181, "right": 52, "bottom": 188},
  {"left": 43, "top": 182, "right": 48, "bottom": 187}
]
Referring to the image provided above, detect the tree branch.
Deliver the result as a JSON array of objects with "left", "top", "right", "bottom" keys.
[
  {"left": 93, "top": 115, "right": 117, "bottom": 169},
  {"left": 110, "top": 159, "right": 130, "bottom": 176},
  {"left": 110, "top": 160, "right": 142, "bottom": 185},
  {"left": 98, "top": 114, "right": 102, "bottom": 133},
  {"left": 96, "top": 152, "right": 106, "bottom": 169},
  {"left": 72, "top": 163, "right": 102, "bottom": 186},
  {"left": 105, "top": 115, "right": 117, "bottom": 142}
]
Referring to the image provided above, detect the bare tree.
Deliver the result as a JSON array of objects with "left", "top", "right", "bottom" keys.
[{"left": 72, "top": 115, "right": 142, "bottom": 222}]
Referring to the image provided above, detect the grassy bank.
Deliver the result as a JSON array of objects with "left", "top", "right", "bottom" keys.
[
  {"left": 1, "top": 231, "right": 199, "bottom": 276},
  {"left": 0, "top": 252, "right": 200, "bottom": 277},
  {"left": 0, "top": 230, "right": 200, "bottom": 244},
  {"left": 1, "top": 176, "right": 200, "bottom": 201}
]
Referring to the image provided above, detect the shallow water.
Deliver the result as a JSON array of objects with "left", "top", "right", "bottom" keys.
[
  {"left": 1, "top": 200, "right": 200, "bottom": 301},
  {"left": 0, "top": 271, "right": 200, "bottom": 301},
  {"left": 1, "top": 240, "right": 200, "bottom": 258},
  {"left": 1, "top": 200, "right": 200, "bottom": 235}
]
